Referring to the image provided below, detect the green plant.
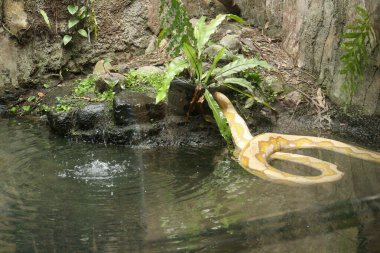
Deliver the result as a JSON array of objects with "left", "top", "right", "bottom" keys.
[
  {"left": 73, "top": 75, "right": 98, "bottom": 96},
  {"left": 157, "top": 1, "right": 271, "bottom": 144},
  {"left": 340, "top": 6, "right": 377, "bottom": 107},
  {"left": 54, "top": 97, "right": 72, "bottom": 112},
  {"left": 63, "top": 2, "right": 98, "bottom": 45},
  {"left": 124, "top": 70, "right": 165, "bottom": 93},
  {"left": 95, "top": 80, "right": 117, "bottom": 101},
  {"left": 159, "top": 0, "right": 195, "bottom": 56},
  {"left": 39, "top": 9, "right": 51, "bottom": 30}
]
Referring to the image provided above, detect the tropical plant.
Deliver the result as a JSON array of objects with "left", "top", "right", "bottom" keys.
[
  {"left": 340, "top": 6, "right": 377, "bottom": 108},
  {"left": 158, "top": 0, "right": 271, "bottom": 144},
  {"left": 158, "top": 0, "right": 195, "bottom": 56},
  {"left": 63, "top": 2, "right": 98, "bottom": 45}
]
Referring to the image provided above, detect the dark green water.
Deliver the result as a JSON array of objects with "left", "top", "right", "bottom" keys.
[{"left": 0, "top": 118, "right": 380, "bottom": 253}]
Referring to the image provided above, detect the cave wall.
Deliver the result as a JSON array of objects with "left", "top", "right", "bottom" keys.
[{"left": 235, "top": 0, "right": 380, "bottom": 115}]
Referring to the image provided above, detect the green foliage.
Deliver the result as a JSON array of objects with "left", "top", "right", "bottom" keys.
[
  {"left": 95, "top": 80, "right": 116, "bottom": 101},
  {"left": 159, "top": 0, "right": 195, "bottom": 56},
  {"left": 204, "top": 90, "right": 232, "bottom": 146},
  {"left": 340, "top": 6, "right": 377, "bottom": 107},
  {"left": 73, "top": 75, "right": 98, "bottom": 96},
  {"left": 63, "top": 2, "right": 99, "bottom": 45},
  {"left": 39, "top": 9, "right": 51, "bottom": 30},
  {"left": 124, "top": 70, "right": 166, "bottom": 94},
  {"left": 157, "top": 2, "right": 271, "bottom": 145},
  {"left": 156, "top": 58, "right": 189, "bottom": 103},
  {"left": 55, "top": 98, "right": 72, "bottom": 113}
]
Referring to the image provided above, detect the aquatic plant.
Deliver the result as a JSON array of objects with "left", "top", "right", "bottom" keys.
[
  {"left": 158, "top": 0, "right": 271, "bottom": 144},
  {"left": 340, "top": 6, "right": 377, "bottom": 108}
]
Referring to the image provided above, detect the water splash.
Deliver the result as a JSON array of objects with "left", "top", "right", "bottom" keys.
[{"left": 59, "top": 159, "right": 129, "bottom": 184}]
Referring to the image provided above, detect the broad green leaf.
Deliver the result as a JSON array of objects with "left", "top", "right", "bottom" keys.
[
  {"left": 63, "top": 35, "right": 72, "bottom": 45},
  {"left": 194, "top": 14, "right": 246, "bottom": 55},
  {"left": 203, "top": 47, "right": 226, "bottom": 85},
  {"left": 215, "top": 58, "right": 271, "bottom": 78},
  {"left": 78, "top": 29, "right": 88, "bottom": 38},
  {"left": 67, "top": 5, "right": 79, "bottom": 15},
  {"left": 39, "top": 9, "right": 51, "bottom": 30},
  {"left": 223, "top": 78, "right": 254, "bottom": 93},
  {"left": 78, "top": 6, "right": 87, "bottom": 19},
  {"left": 182, "top": 42, "right": 202, "bottom": 81},
  {"left": 194, "top": 14, "right": 227, "bottom": 55},
  {"left": 226, "top": 14, "right": 246, "bottom": 24},
  {"left": 27, "top": 96, "right": 36, "bottom": 102},
  {"left": 68, "top": 18, "right": 80, "bottom": 28},
  {"left": 204, "top": 89, "right": 232, "bottom": 145},
  {"left": 156, "top": 58, "right": 189, "bottom": 103},
  {"left": 22, "top": 105, "right": 31, "bottom": 112}
]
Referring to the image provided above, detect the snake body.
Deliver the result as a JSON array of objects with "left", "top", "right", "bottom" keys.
[{"left": 213, "top": 92, "right": 380, "bottom": 186}]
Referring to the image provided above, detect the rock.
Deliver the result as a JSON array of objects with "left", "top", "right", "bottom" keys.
[
  {"left": 93, "top": 60, "right": 113, "bottom": 76},
  {"left": 76, "top": 104, "right": 108, "bottom": 130},
  {"left": 0, "top": 105, "right": 7, "bottom": 117},
  {"left": 204, "top": 44, "right": 227, "bottom": 61},
  {"left": 190, "top": 18, "right": 199, "bottom": 27},
  {"left": 113, "top": 91, "right": 165, "bottom": 126},
  {"left": 145, "top": 36, "right": 157, "bottom": 54},
  {"left": 3, "top": 0, "right": 28, "bottom": 36},
  {"left": 168, "top": 79, "right": 195, "bottom": 116},
  {"left": 47, "top": 110, "right": 75, "bottom": 136},
  {"left": 95, "top": 73, "right": 125, "bottom": 93},
  {"left": 283, "top": 91, "right": 303, "bottom": 106},
  {"left": 136, "top": 65, "right": 164, "bottom": 75},
  {"left": 262, "top": 76, "right": 284, "bottom": 94},
  {"left": 219, "top": 23, "right": 242, "bottom": 36},
  {"left": 219, "top": 34, "right": 241, "bottom": 52},
  {"left": 159, "top": 39, "right": 168, "bottom": 50}
]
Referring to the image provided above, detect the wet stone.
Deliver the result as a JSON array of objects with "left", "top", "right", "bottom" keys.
[
  {"left": 167, "top": 79, "right": 195, "bottom": 116},
  {"left": 47, "top": 110, "right": 75, "bottom": 136},
  {"left": 0, "top": 105, "right": 7, "bottom": 117},
  {"left": 113, "top": 91, "right": 165, "bottom": 126},
  {"left": 76, "top": 103, "right": 108, "bottom": 130}
]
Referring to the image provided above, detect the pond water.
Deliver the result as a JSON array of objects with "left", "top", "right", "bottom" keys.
[{"left": 0, "top": 119, "right": 379, "bottom": 252}]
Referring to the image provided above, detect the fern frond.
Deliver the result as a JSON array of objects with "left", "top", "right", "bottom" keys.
[
  {"left": 339, "top": 6, "right": 377, "bottom": 107},
  {"left": 159, "top": 0, "right": 195, "bottom": 56}
]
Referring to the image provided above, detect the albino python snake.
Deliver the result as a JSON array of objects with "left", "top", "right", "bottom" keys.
[{"left": 213, "top": 92, "right": 380, "bottom": 186}]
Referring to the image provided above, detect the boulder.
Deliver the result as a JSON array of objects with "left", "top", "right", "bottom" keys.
[
  {"left": 204, "top": 44, "right": 230, "bottom": 61},
  {"left": 113, "top": 91, "right": 165, "bottom": 126},
  {"left": 95, "top": 73, "right": 125, "bottom": 93},
  {"left": 168, "top": 79, "right": 195, "bottom": 116},
  {"left": 220, "top": 34, "right": 241, "bottom": 52},
  {"left": 76, "top": 104, "right": 108, "bottom": 130},
  {"left": 47, "top": 110, "right": 75, "bottom": 136},
  {"left": 93, "top": 60, "right": 113, "bottom": 76},
  {"left": 3, "top": 0, "right": 28, "bottom": 36},
  {"left": 136, "top": 65, "right": 164, "bottom": 75}
]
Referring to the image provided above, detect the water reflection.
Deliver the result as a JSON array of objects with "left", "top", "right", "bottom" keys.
[{"left": 0, "top": 119, "right": 379, "bottom": 252}]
